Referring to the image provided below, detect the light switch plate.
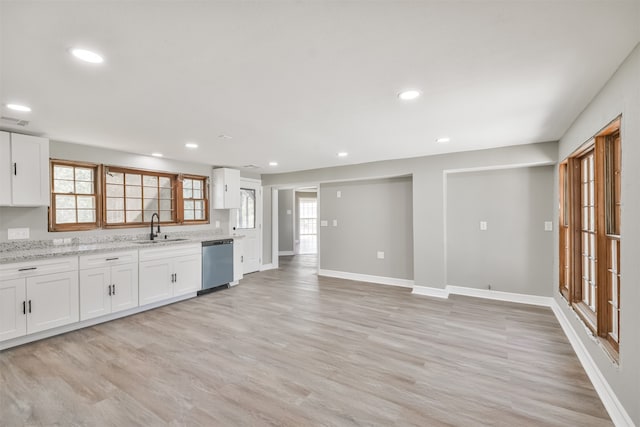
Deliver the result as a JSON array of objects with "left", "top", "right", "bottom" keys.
[
  {"left": 337, "top": 191, "right": 341, "bottom": 198},
  {"left": 320, "top": 220, "right": 328, "bottom": 227},
  {"left": 287, "top": 209, "right": 292, "bottom": 215},
  {"left": 377, "top": 251, "right": 385, "bottom": 259},
  {"left": 479, "top": 221, "right": 488, "bottom": 231},
  {"left": 332, "top": 219, "right": 338, "bottom": 227},
  {"left": 544, "top": 221, "right": 553, "bottom": 231},
  {"left": 8, "top": 228, "right": 29, "bottom": 240},
  {"left": 215, "top": 220, "right": 220, "bottom": 228}
]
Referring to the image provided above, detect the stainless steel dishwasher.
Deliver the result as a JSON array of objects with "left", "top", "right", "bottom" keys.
[{"left": 200, "top": 239, "right": 234, "bottom": 294}]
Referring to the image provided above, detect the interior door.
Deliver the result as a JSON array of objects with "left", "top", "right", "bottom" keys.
[{"left": 236, "top": 179, "right": 262, "bottom": 274}]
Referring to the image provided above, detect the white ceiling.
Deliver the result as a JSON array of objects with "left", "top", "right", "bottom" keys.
[{"left": 1, "top": 1, "right": 639, "bottom": 174}]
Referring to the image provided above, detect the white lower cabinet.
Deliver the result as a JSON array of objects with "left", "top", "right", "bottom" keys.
[
  {"left": 139, "top": 244, "right": 202, "bottom": 306},
  {"left": 79, "top": 251, "right": 139, "bottom": 321},
  {"left": 0, "top": 257, "right": 79, "bottom": 342},
  {"left": 233, "top": 239, "right": 243, "bottom": 284}
]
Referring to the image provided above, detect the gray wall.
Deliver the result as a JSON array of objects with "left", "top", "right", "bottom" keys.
[
  {"left": 320, "top": 177, "right": 413, "bottom": 280},
  {"left": 262, "top": 141, "right": 557, "bottom": 287},
  {"left": 555, "top": 43, "right": 640, "bottom": 424},
  {"left": 447, "top": 166, "right": 554, "bottom": 296},
  {"left": 277, "top": 189, "right": 294, "bottom": 253},
  {"left": 0, "top": 140, "right": 230, "bottom": 241}
]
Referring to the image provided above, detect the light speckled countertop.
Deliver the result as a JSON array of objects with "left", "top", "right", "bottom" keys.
[{"left": 0, "top": 232, "right": 243, "bottom": 264}]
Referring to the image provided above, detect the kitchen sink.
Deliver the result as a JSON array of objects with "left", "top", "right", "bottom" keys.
[{"left": 132, "top": 238, "right": 189, "bottom": 244}]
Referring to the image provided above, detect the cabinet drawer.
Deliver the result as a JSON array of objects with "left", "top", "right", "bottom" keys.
[
  {"left": 0, "top": 256, "right": 78, "bottom": 280},
  {"left": 139, "top": 244, "right": 201, "bottom": 262},
  {"left": 80, "top": 250, "right": 138, "bottom": 269}
]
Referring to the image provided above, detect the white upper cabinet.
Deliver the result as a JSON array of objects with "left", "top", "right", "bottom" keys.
[
  {"left": 213, "top": 168, "right": 240, "bottom": 209},
  {"left": 0, "top": 131, "right": 50, "bottom": 206}
]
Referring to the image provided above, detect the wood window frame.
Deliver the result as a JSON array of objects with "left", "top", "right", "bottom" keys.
[
  {"left": 559, "top": 116, "right": 621, "bottom": 359},
  {"left": 179, "top": 174, "right": 210, "bottom": 225},
  {"left": 49, "top": 159, "right": 102, "bottom": 232}
]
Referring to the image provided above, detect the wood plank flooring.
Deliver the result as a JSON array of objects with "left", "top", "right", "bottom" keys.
[{"left": 1, "top": 255, "right": 611, "bottom": 426}]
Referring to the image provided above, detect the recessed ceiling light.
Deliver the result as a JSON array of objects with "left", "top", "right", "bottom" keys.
[
  {"left": 218, "top": 134, "right": 233, "bottom": 139},
  {"left": 70, "top": 48, "right": 104, "bottom": 64},
  {"left": 185, "top": 142, "right": 198, "bottom": 149},
  {"left": 337, "top": 152, "right": 349, "bottom": 157},
  {"left": 6, "top": 103, "right": 31, "bottom": 112},
  {"left": 269, "top": 161, "right": 278, "bottom": 166},
  {"left": 436, "top": 137, "right": 451, "bottom": 144},
  {"left": 398, "top": 90, "right": 421, "bottom": 100},
  {"left": 151, "top": 152, "right": 163, "bottom": 157}
]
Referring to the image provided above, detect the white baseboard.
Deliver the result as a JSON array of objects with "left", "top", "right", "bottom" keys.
[
  {"left": 411, "top": 285, "right": 449, "bottom": 298},
  {"left": 318, "top": 269, "right": 414, "bottom": 288},
  {"left": 550, "top": 299, "right": 633, "bottom": 427},
  {"left": 260, "top": 263, "right": 276, "bottom": 271},
  {"left": 279, "top": 251, "right": 294, "bottom": 256},
  {"left": 446, "top": 285, "right": 554, "bottom": 307}
]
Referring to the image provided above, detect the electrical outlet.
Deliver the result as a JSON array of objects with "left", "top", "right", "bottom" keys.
[
  {"left": 479, "top": 221, "right": 488, "bottom": 231},
  {"left": 332, "top": 219, "right": 338, "bottom": 227},
  {"left": 320, "top": 220, "right": 328, "bottom": 227},
  {"left": 287, "top": 209, "right": 292, "bottom": 215},
  {"left": 337, "top": 191, "right": 341, "bottom": 198},
  {"left": 8, "top": 228, "right": 29, "bottom": 240},
  {"left": 377, "top": 251, "right": 385, "bottom": 259},
  {"left": 215, "top": 220, "right": 220, "bottom": 228},
  {"left": 544, "top": 221, "right": 553, "bottom": 231}
]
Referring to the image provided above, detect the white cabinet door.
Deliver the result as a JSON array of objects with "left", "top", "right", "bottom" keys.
[
  {"left": 79, "top": 267, "right": 111, "bottom": 321},
  {"left": 173, "top": 255, "right": 201, "bottom": 296},
  {"left": 213, "top": 168, "right": 240, "bottom": 209},
  {"left": 233, "top": 239, "right": 243, "bottom": 283},
  {"left": 0, "top": 131, "right": 11, "bottom": 205},
  {"left": 26, "top": 271, "right": 79, "bottom": 334},
  {"left": 139, "top": 259, "right": 172, "bottom": 306},
  {"left": 10, "top": 133, "right": 49, "bottom": 206},
  {"left": 110, "top": 263, "right": 138, "bottom": 313},
  {"left": 0, "top": 279, "right": 27, "bottom": 342}
]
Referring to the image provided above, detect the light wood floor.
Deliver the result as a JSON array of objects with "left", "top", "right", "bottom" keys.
[{"left": 1, "top": 255, "right": 611, "bottom": 426}]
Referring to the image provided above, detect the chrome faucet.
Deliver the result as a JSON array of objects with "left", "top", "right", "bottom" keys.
[{"left": 150, "top": 213, "right": 161, "bottom": 240}]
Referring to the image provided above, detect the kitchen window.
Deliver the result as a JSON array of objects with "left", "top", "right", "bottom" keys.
[
  {"left": 49, "top": 160, "right": 100, "bottom": 231},
  {"left": 236, "top": 188, "right": 256, "bottom": 229},
  {"left": 558, "top": 116, "right": 622, "bottom": 358},
  {"left": 48, "top": 163, "right": 208, "bottom": 230}
]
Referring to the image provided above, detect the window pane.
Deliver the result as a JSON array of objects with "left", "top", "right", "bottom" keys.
[
  {"left": 126, "top": 174, "right": 141, "bottom": 185},
  {"left": 160, "top": 199, "right": 172, "bottom": 211},
  {"left": 183, "top": 178, "right": 193, "bottom": 189},
  {"left": 75, "top": 181, "right": 93, "bottom": 194},
  {"left": 160, "top": 211, "right": 172, "bottom": 221},
  {"left": 160, "top": 188, "right": 172, "bottom": 199},
  {"left": 77, "top": 196, "right": 95, "bottom": 209},
  {"left": 126, "top": 211, "right": 142, "bottom": 222},
  {"left": 193, "top": 189, "right": 202, "bottom": 199},
  {"left": 193, "top": 180, "right": 201, "bottom": 190},
  {"left": 144, "top": 186, "right": 158, "bottom": 198},
  {"left": 237, "top": 188, "right": 256, "bottom": 229},
  {"left": 54, "top": 179, "right": 74, "bottom": 193},
  {"left": 107, "top": 197, "right": 124, "bottom": 210},
  {"left": 143, "top": 175, "right": 158, "bottom": 187},
  {"left": 143, "top": 210, "right": 156, "bottom": 222},
  {"left": 56, "top": 209, "right": 76, "bottom": 224},
  {"left": 194, "top": 200, "right": 204, "bottom": 210},
  {"left": 77, "top": 210, "right": 95, "bottom": 223},
  {"left": 126, "top": 186, "right": 142, "bottom": 197},
  {"left": 107, "top": 211, "right": 124, "bottom": 223},
  {"left": 184, "top": 210, "right": 194, "bottom": 220},
  {"left": 106, "top": 171, "right": 124, "bottom": 184},
  {"left": 184, "top": 200, "right": 194, "bottom": 210},
  {"left": 107, "top": 184, "right": 124, "bottom": 197},
  {"left": 75, "top": 168, "right": 93, "bottom": 182},
  {"left": 126, "top": 198, "right": 142, "bottom": 210},
  {"left": 159, "top": 177, "right": 171, "bottom": 188},
  {"left": 56, "top": 195, "right": 76, "bottom": 209},
  {"left": 54, "top": 165, "right": 74, "bottom": 180},
  {"left": 144, "top": 199, "right": 159, "bottom": 212},
  {"left": 183, "top": 188, "right": 193, "bottom": 199},
  {"left": 195, "top": 209, "right": 204, "bottom": 220}
]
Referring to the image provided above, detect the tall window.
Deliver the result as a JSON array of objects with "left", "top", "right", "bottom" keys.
[
  {"left": 298, "top": 197, "right": 317, "bottom": 254},
  {"left": 237, "top": 188, "right": 256, "bottom": 229},
  {"left": 50, "top": 160, "right": 99, "bottom": 231},
  {"left": 183, "top": 175, "right": 207, "bottom": 222},
  {"left": 559, "top": 116, "right": 622, "bottom": 357}
]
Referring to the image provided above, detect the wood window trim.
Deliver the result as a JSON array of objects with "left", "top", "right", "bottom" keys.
[
  {"left": 179, "top": 174, "right": 210, "bottom": 225},
  {"left": 559, "top": 115, "right": 621, "bottom": 361},
  {"left": 49, "top": 159, "right": 102, "bottom": 232}
]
